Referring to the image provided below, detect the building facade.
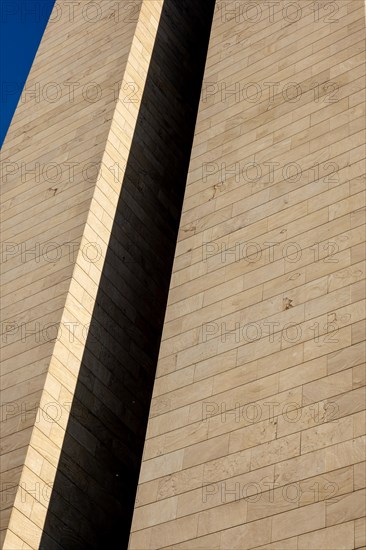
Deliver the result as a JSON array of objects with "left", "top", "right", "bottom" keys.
[{"left": 1, "top": 1, "right": 365, "bottom": 549}]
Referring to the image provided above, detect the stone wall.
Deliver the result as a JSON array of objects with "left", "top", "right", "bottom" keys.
[
  {"left": 1, "top": 1, "right": 158, "bottom": 547},
  {"left": 0, "top": 0, "right": 214, "bottom": 548},
  {"left": 129, "top": 1, "right": 366, "bottom": 548}
]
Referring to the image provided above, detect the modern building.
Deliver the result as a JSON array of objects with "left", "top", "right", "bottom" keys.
[{"left": 1, "top": 1, "right": 365, "bottom": 549}]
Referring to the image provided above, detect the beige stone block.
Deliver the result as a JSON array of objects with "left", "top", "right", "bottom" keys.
[
  {"left": 278, "top": 386, "right": 364, "bottom": 440},
  {"left": 0, "top": 508, "right": 12, "bottom": 532},
  {"left": 353, "top": 411, "right": 366, "bottom": 438},
  {"left": 236, "top": 336, "right": 282, "bottom": 368},
  {"left": 197, "top": 499, "right": 247, "bottom": 537},
  {"left": 143, "top": 420, "right": 208, "bottom": 461},
  {"left": 0, "top": 447, "right": 29, "bottom": 476},
  {"left": 299, "top": 466, "right": 353, "bottom": 507},
  {"left": 1, "top": 529, "right": 30, "bottom": 550},
  {"left": 263, "top": 269, "right": 305, "bottom": 302},
  {"left": 355, "top": 517, "right": 366, "bottom": 548},
  {"left": 275, "top": 448, "right": 325, "bottom": 488},
  {"left": 26, "top": 426, "right": 62, "bottom": 468},
  {"left": 333, "top": 387, "right": 366, "bottom": 421},
  {"left": 1, "top": 374, "right": 48, "bottom": 405},
  {"left": 139, "top": 450, "right": 184, "bottom": 484},
  {"left": 129, "top": 528, "right": 151, "bottom": 550},
  {"left": 326, "top": 488, "right": 366, "bottom": 526},
  {"left": 272, "top": 501, "right": 325, "bottom": 542},
  {"left": 156, "top": 464, "right": 204, "bottom": 501},
  {"left": 212, "top": 360, "right": 258, "bottom": 395},
  {"left": 246, "top": 484, "right": 297, "bottom": 524},
  {"left": 131, "top": 496, "right": 178, "bottom": 531},
  {"left": 202, "top": 448, "right": 251, "bottom": 485},
  {"left": 283, "top": 276, "right": 328, "bottom": 310},
  {"left": 0, "top": 474, "right": 22, "bottom": 512},
  {"left": 327, "top": 261, "right": 365, "bottom": 293},
  {"left": 4, "top": 508, "right": 41, "bottom": 548},
  {"left": 351, "top": 244, "right": 366, "bottom": 265},
  {"left": 0, "top": 408, "right": 36, "bottom": 441},
  {"left": 194, "top": 349, "right": 237, "bottom": 382},
  {"left": 302, "top": 370, "right": 353, "bottom": 406},
  {"left": 182, "top": 434, "right": 229, "bottom": 470},
  {"left": 135, "top": 479, "right": 159, "bottom": 508},
  {"left": 162, "top": 531, "right": 221, "bottom": 549},
  {"left": 228, "top": 419, "right": 277, "bottom": 455},
  {"left": 330, "top": 191, "right": 365, "bottom": 221},
  {"left": 177, "top": 464, "right": 273, "bottom": 519},
  {"left": 12, "top": 487, "right": 48, "bottom": 531},
  {"left": 148, "top": 514, "right": 198, "bottom": 549},
  {"left": 150, "top": 377, "right": 213, "bottom": 418},
  {"left": 279, "top": 356, "right": 327, "bottom": 392},
  {"left": 352, "top": 279, "right": 366, "bottom": 302},
  {"left": 324, "top": 436, "right": 365, "bottom": 471},
  {"left": 189, "top": 371, "right": 280, "bottom": 427},
  {"left": 304, "top": 250, "right": 352, "bottom": 284},
  {"left": 165, "top": 293, "right": 204, "bottom": 322},
  {"left": 207, "top": 386, "right": 302, "bottom": 440},
  {"left": 147, "top": 407, "right": 190, "bottom": 440},
  {"left": 327, "top": 341, "right": 365, "bottom": 374},
  {"left": 353, "top": 364, "right": 366, "bottom": 388},
  {"left": 156, "top": 354, "right": 177, "bottom": 378},
  {"left": 176, "top": 339, "right": 218, "bottom": 372},
  {"left": 152, "top": 366, "right": 195, "bottom": 398},
  {"left": 297, "top": 522, "right": 354, "bottom": 550},
  {"left": 250, "top": 434, "right": 300, "bottom": 470},
  {"left": 354, "top": 461, "right": 366, "bottom": 491},
  {"left": 304, "top": 285, "right": 351, "bottom": 320},
  {"left": 304, "top": 326, "right": 352, "bottom": 362},
  {"left": 220, "top": 517, "right": 271, "bottom": 550},
  {"left": 352, "top": 320, "right": 366, "bottom": 344},
  {"left": 257, "top": 344, "right": 304, "bottom": 378},
  {"left": 254, "top": 538, "right": 298, "bottom": 550},
  {"left": 300, "top": 415, "right": 354, "bottom": 454}
]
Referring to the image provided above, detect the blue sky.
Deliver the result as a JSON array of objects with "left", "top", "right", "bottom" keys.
[{"left": 0, "top": 0, "right": 56, "bottom": 148}]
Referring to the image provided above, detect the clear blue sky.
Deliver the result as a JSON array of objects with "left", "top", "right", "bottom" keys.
[{"left": 0, "top": 0, "right": 56, "bottom": 148}]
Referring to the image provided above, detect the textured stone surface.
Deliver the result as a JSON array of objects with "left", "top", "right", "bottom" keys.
[
  {"left": 0, "top": 0, "right": 162, "bottom": 547},
  {"left": 130, "top": 0, "right": 366, "bottom": 548},
  {"left": 0, "top": 0, "right": 364, "bottom": 548}
]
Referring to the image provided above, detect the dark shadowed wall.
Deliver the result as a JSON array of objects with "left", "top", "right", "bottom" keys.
[{"left": 39, "top": 1, "right": 215, "bottom": 548}]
